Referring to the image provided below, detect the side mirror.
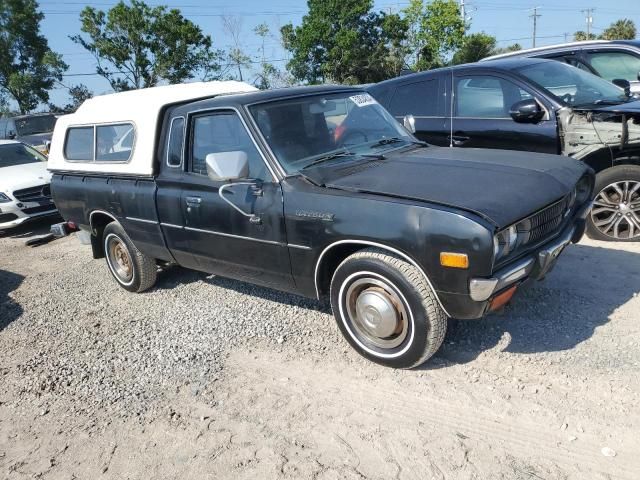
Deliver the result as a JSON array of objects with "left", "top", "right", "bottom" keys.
[
  {"left": 612, "top": 78, "right": 631, "bottom": 96},
  {"left": 205, "top": 151, "right": 249, "bottom": 182},
  {"left": 509, "top": 99, "right": 544, "bottom": 123},
  {"left": 7, "top": 130, "right": 16, "bottom": 139},
  {"left": 403, "top": 114, "right": 416, "bottom": 134},
  {"left": 637, "top": 71, "right": 640, "bottom": 82}
]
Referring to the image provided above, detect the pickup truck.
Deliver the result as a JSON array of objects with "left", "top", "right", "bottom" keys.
[{"left": 49, "top": 80, "right": 593, "bottom": 369}]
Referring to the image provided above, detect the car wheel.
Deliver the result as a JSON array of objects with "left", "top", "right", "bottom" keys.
[
  {"left": 330, "top": 248, "right": 447, "bottom": 369},
  {"left": 587, "top": 165, "right": 640, "bottom": 241},
  {"left": 103, "top": 222, "right": 157, "bottom": 292}
]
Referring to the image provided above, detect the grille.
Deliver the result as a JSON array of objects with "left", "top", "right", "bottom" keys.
[
  {"left": 0, "top": 213, "right": 19, "bottom": 223},
  {"left": 517, "top": 197, "right": 568, "bottom": 246},
  {"left": 21, "top": 204, "right": 57, "bottom": 215},
  {"left": 13, "top": 184, "right": 52, "bottom": 203}
]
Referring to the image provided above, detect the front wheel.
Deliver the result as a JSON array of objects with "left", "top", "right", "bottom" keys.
[
  {"left": 330, "top": 248, "right": 447, "bottom": 369},
  {"left": 103, "top": 222, "right": 158, "bottom": 292},
  {"left": 587, "top": 165, "right": 640, "bottom": 241}
]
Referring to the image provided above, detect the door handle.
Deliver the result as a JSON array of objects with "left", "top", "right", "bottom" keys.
[
  {"left": 448, "top": 134, "right": 470, "bottom": 146},
  {"left": 185, "top": 196, "right": 202, "bottom": 207}
]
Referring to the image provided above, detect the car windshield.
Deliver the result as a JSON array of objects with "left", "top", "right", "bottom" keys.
[
  {"left": 15, "top": 115, "right": 57, "bottom": 136},
  {"left": 515, "top": 61, "right": 628, "bottom": 108},
  {"left": 0, "top": 143, "right": 47, "bottom": 167},
  {"left": 248, "top": 92, "right": 414, "bottom": 174}
]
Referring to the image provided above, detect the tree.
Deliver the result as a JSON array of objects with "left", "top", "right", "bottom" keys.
[
  {"left": 49, "top": 84, "right": 94, "bottom": 113},
  {"left": 221, "top": 16, "right": 251, "bottom": 81},
  {"left": 0, "top": 0, "right": 67, "bottom": 113},
  {"left": 71, "top": 0, "right": 223, "bottom": 91},
  {"left": 252, "top": 22, "right": 279, "bottom": 89},
  {"left": 600, "top": 19, "right": 636, "bottom": 40},
  {"left": 281, "top": 0, "right": 407, "bottom": 85},
  {"left": 491, "top": 43, "right": 522, "bottom": 56},
  {"left": 403, "top": 0, "right": 466, "bottom": 70},
  {"left": 574, "top": 31, "right": 597, "bottom": 41},
  {"left": 452, "top": 32, "right": 496, "bottom": 64}
]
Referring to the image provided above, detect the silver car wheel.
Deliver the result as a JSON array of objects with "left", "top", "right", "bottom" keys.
[{"left": 591, "top": 180, "right": 640, "bottom": 240}]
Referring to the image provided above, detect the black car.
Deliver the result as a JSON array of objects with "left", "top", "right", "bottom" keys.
[
  {"left": 482, "top": 40, "right": 640, "bottom": 94},
  {"left": 49, "top": 83, "right": 592, "bottom": 368},
  {"left": 368, "top": 57, "right": 640, "bottom": 241}
]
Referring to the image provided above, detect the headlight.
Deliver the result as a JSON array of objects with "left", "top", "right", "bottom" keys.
[
  {"left": 575, "top": 176, "right": 592, "bottom": 204},
  {"left": 494, "top": 225, "right": 519, "bottom": 261},
  {"left": 0, "top": 193, "right": 12, "bottom": 203}
]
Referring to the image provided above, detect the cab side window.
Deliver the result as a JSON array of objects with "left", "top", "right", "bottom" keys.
[
  {"left": 190, "top": 111, "right": 269, "bottom": 181},
  {"left": 586, "top": 51, "right": 640, "bottom": 82},
  {"left": 454, "top": 75, "right": 532, "bottom": 118}
]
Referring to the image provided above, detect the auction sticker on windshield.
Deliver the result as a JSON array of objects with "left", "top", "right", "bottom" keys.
[{"left": 349, "top": 93, "right": 378, "bottom": 107}]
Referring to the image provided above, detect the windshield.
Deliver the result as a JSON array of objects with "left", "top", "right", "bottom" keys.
[
  {"left": 515, "top": 61, "right": 628, "bottom": 108},
  {"left": 249, "top": 92, "right": 414, "bottom": 174},
  {"left": 15, "top": 115, "right": 57, "bottom": 136},
  {"left": 0, "top": 143, "right": 47, "bottom": 167}
]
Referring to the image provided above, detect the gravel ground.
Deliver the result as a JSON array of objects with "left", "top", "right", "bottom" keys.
[{"left": 1, "top": 218, "right": 639, "bottom": 479}]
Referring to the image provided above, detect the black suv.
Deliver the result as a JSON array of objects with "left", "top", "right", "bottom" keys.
[
  {"left": 368, "top": 57, "right": 640, "bottom": 241},
  {"left": 482, "top": 40, "right": 640, "bottom": 94}
]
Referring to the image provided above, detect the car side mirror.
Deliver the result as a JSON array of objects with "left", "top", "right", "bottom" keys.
[
  {"left": 509, "top": 99, "right": 544, "bottom": 123},
  {"left": 7, "top": 130, "right": 16, "bottom": 139},
  {"left": 205, "top": 151, "right": 249, "bottom": 182},
  {"left": 612, "top": 78, "right": 631, "bottom": 96},
  {"left": 403, "top": 114, "right": 416, "bottom": 134}
]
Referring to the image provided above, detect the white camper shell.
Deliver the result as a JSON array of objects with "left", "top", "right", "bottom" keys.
[{"left": 48, "top": 81, "right": 258, "bottom": 177}]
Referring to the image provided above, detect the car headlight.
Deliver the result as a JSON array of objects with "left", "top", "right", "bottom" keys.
[
  {"left": 494, "top": 225, "right": 518, "bottom": 261},
  {"left": 575, "top": 175, "right": 592, "bottom": 205},
  {"left": 0, "top": 193, "right": 12, "bottom": 203}
]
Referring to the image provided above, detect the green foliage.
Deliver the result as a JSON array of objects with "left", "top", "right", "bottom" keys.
[
  {"left": 0, "top": 0, "right": 67, "bottom": 113},
  {"left": 49, "top": 84, "right": 93, "bottom": 113},
  {"left": 451, "top": 32, "right": 496, "bottom": 64},
  {"left": 281, "top": 0, "right": 408, "bottom": 85},
  {"left": 600, "top": 19, "right": 636, "bottom": 40},
  {"left": 403, "top": 0, "right": 466, "bottom": 70},
  {"left": 491, "top": 43, "right": 522, "bottom": 56},
  {"left": 574, "top": 31, "right": 597, "bottom": 41},
  {"left": 71, "top": 0, "right": 223, "bottom": 91}
]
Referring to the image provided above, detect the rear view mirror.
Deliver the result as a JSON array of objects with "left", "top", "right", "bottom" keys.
[
  {"left": 205, "top": 151, "right": 249, "bottom": 182},
  {"left": 612, "top": 78, "right": 631, "bottom": 96},
  {"left": 509, "top": 99, "right": 544, "bottom": 123},
  {"left": 403, "top": 114, "right": 416, "bottom": 134}
]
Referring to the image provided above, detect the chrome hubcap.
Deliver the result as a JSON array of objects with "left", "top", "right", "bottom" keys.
[
  {"left": 345, "top": 278, "right": 408, "bottom": 349},
  {"left": 591, "top": 180, "right": 640, "bottom": 240},
  {"left": 107, "top": 236, "right": 133, "bottom": 281}
]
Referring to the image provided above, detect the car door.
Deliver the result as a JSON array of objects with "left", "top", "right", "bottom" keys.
[
  {"left": 386, "top": 76, "right": 449, "bottom": 146},
  {"left": 179, "top": 108, "right": 293, "bottom": 291},
  {"left": 448, "top": 71, "right": 558, "bottom": 153}
]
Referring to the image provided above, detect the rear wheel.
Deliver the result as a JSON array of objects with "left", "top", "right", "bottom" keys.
[
  {"left": 587, "top": 165, "right": 640, "bottom": 241},
  {"left": 103, "top": 222, "right": 157, "bottom": 292},
  {"left": 330, "top": 248, "right": 447, "bottom": 369}
]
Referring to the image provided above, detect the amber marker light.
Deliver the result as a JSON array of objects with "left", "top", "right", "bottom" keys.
[{"left": 440, "top": 252, "right": 469, "bottom": 269}]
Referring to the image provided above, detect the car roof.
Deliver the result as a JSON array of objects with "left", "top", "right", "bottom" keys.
[
  {"left": 220, "top": 84, "right": 363, "bottom": 105},
  {"left": 370, "top": 57, "right": 553, "bottom": 87},
  {"left": 10, "top": 112, "right": 57, "bottom": 119},
  {"left": 0, "top": 139, "right": 19, "bottom": 145},
  {"left": 482, "top": 39, "right": 640, "bottom": 61}
]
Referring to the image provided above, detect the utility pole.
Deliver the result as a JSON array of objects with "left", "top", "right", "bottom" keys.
[
  {"left": 529, "top": 7, "right": 541, "bottom": 48},
  {"left": 581, "top": 8, "right": 595, "bottom": 39},
  {"left": 460, "top": 0, "right": 465, "bottom": 22}
]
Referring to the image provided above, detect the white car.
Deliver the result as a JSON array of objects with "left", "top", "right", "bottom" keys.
[{"left": 0, "top": 140, "right": 57, "bottom": 230}]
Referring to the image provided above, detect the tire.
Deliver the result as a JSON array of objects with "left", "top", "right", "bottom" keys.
[
  {"left": 103, "top": 222, "right": 157, "bottom": 292},
  {"left": 330, "top": 248, "right": 447, "bottom": 369},
  {"left": 587, "top": 165, "right": 640, "bottom": 242}
]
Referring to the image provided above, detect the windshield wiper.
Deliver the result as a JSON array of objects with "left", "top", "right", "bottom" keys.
[
  {"left": 368, "top": 137, "right": 428, "bottom": 150},
  {"left": 301, "top": 151, "right": 384, "bottom": 170}
]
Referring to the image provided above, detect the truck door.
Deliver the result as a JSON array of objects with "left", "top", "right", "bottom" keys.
[
  {"left": 178, "top": 109, "right": 293, "bottom": 291},
  {"left": 447, "top": 72, "right": 558, "bottom": 153}
]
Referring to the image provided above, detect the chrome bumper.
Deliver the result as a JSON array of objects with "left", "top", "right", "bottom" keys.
[{"left": 469, "top": 213, "right": 585, "bottom": 303}]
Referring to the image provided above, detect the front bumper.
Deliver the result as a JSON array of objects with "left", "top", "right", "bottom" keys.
[
  {"left": 439, "top": 203, "right": 589, "bottom": 320},
  {"left": 0, "top": 200, "right": 58, "bottom": 230}
]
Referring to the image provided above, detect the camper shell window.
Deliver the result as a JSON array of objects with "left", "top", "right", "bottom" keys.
[{"left": 63, "top": 122, "right": 135, "bottom": 162}]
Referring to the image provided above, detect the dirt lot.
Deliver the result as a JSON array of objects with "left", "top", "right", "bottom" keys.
[{"left": 1, "top": 219, "right": 639, "bottom": 479}]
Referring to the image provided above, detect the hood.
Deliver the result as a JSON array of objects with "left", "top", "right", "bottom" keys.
[
  {"left": 0, "top": 162, "right": 51, "bottom": 194},
  {"left": 305, "top": 146, "right": 588, "bottom": 228},
  {"left": 18, "top": 132, "right": 53, "bottom": 146}
]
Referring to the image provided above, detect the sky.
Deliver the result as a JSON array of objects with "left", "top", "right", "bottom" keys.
[{"left": 37, "top": 0, "right": 640, "bottom": 107}]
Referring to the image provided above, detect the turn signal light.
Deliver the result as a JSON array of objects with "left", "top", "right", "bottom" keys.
[
  {"left": 489, "top": 284, "right": 518, "bottom": 311},
  {"left": 440, "top": 252, "right": 469, "bottom": 269}
]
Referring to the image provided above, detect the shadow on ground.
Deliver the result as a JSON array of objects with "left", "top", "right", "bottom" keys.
[
  {"left": 0, "top": 215, "right": 62, "bottom": 240},
  {"left": 431, "top": 243, "right": 640, "bottom": 366},
  {"left": 0, "top": 269, "right": 24, "bottom": 332},
  {"left": 144, "top": 242, "right": 640, "bottom": 367}
]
